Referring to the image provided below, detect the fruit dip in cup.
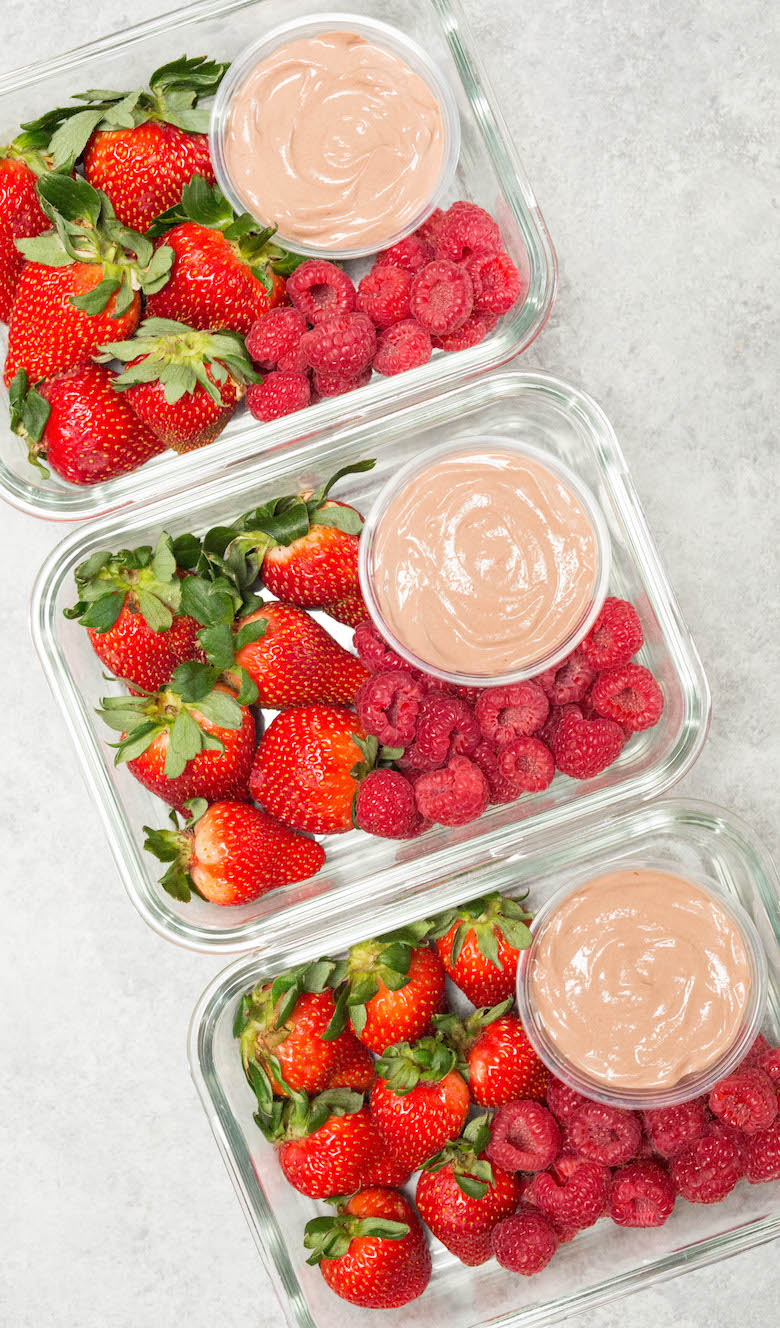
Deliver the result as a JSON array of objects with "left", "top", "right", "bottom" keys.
[
  {"left": 359, "top": 438, "right": 610, "bottom": 686},
  {"left": 211, "top": 16, "right": 460, "bottom": 258},
  {"left": 518, "top": 866, "right": 768, "bottom": 1109}
]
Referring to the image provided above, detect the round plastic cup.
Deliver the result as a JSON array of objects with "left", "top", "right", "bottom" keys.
[
  {"left": 209, "top": 13, "right": 461, "bottom": 260},
  {"left": 358, "top": 436, "right": 612, "bottom": 688},
  {"left": 516, "top": 860, "right": 769, "bottom": 1111}
]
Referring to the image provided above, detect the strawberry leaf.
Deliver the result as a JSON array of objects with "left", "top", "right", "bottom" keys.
[
  {"left": 78, "top": 591, "right": 125, "bottom": 633},
  {"left": 310, "top": 504, "right": 363, "bottom": 535},
  {"left": 234, "top": 668, "right": 259, "bottom": 707},
  {"left": 135, "top": 588, "right": 173, "bottom": 633},
  {"left": 455, "top": 1174, "right": 490, "bottom": 1200},
  {"left": 172, "top": 660, "right": 220, "bottom": 702},
  {"left": 232, "top": 993, "right": 252, "bottom": 1039},
  {"left": 112, "top": 719, "right": 160, "bottom": 764},
  {"left": 14, "top": 233, "right": 73, "bottom": 266},
  {"left": 234, "top": 617, "right": 267, "bottom": 651},
  {"left": 70, "top": 277, "right": 122, "bottom": 315},
  {"left": 171, "top": 533, "right": 202, "bottom": 569},
  {"left": 197, "top": 624, "right": 236, "bottom": 672},
  {"left": 164, "top": 709, "right": 203, "bottom": 777},
  {"left": 193, "top": 689, "right": 243, "bottom": 730}
]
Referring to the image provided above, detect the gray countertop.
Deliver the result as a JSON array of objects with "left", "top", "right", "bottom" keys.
[{"left": 0, "top": 1, "right": 777, "bottom": 1324}]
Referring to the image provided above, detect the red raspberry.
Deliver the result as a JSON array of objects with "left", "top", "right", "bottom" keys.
[
  {"left": 529, "top": 1156, "right": 610, "bottom": 1229},
  {"left": 642, "top": 1099, "right": 710, "bottom": 1157},
  {"left": 355, "top": 670, "right": 426, "bottom": 748},
  {"left": 580, "top": 689, "right": 634, "bottom": 739},
  {"left": 404, "top": 693, "right": 480, "bottom": 770},
  {"left": 376, "top": 233, "right": 432, "bottom": 273},
  {"left": 756, "top": 1044, "right": 780, "bottom": 1096},
  {"left": 373, "top": 319, "right": 432, "bottom": 376},
  {"left": 434, "top": 200, "right": 502, "bottom": 263},
  {"left": 546, "top": 1077, "right": 589, "bottom": 1123},
  {"left": 286, "top": 259, "right": 356, "bottom": 324},
  {"left": 670, "top": 1127, "right": 743, "bottom": 1203},
  {"left": 486, "top": 1100, "right": 561, "bottom": 1174},
  {"left": 472, "top": 740, "right": 521, "bottom": 805},
  {"left": 414, "top": 207, "right": 445, "bottom": 250},
  {"left": 608, "top": 1161, "right": 676, "bottom": 1228},
  {"left": 498, "top": 737, "right": 555, "bottom": 793},
  {"left": 312, "top": 365, "right": 372, "bottom": 398},
  {"left": 709, "top": 1067, "right": 778, "bottom": 1134},
  {"left": 245, "top": 307, "right": 308, "bottom": 371},
  {"left": 744, "top": 1119, "right": 780, "bottom": 1183},
  {"left": 301, "top": 313, "right": 376, "bottom": 379},
  {"left": 353, "top": 768, "right": 428, "bottom": 839},
  {"left": 581, "top": 597, "right": 644, "bottom": 669},
  {"left": 466, "top": 250, "right": 525, "bottom": 315},
  {"left": 474, "top": 681, "right": 549, "bottom": 747},
  {"left": 551, "top": 705, "right": 625, "bottom": 778},
  {"left": 744, "top": 1034, "right": 771, "bottom": 1066},
  {"left": 410, "top": 259, "right": 474, "bottom": 335},
  {"left": 590, "top": 663, "right": 664, "bottom": 733},
  {"left": 569, "top": 1101, "right": 642, "bottom": 1166},
  {"left": 536, "top": 704, "right": 565, "bottom": 751},
  {"left": 432, "top": 310, "right": 497, "bottom": 352},
  {"left": 535, "top": 651, "right": 597, "bottom": 706},
  {"left": 413, "top": 754, "right": 489, "bottom": 827},
  {"left": 490, "top": 1205, "right": 558, "bottom": 1276},
  {"left": 356, "top": 265, "right": 413, "bottom": 328},
  {"left": 245, "top": 371, "right": 311, "bottom": 422},
  {"left": 353, "top": 620, "right": 414, "bottom": 675}
]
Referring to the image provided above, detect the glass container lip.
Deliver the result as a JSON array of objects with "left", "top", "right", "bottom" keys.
[
  {"left": 516, "top": 858, "right": 769, "bottom": 1111},
  {"left": 358, "top": 434, "right": 612, "bottom": 687},
  {"left": 209, "top": 11, "right": 462, "bottom": 261}
]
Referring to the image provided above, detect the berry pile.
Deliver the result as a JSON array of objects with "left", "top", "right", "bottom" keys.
[{"left": 236, "top": 893, "right": 780, "bottom": 1309}]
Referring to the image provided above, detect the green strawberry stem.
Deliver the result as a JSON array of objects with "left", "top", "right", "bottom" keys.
[
  {"left": 375, "top": 1036, "right": 457, "bottom": 1096},
  {"left": 427, "top": 891, "right": 534, "bottom": 968},
  {"left": 421, "top": 1115, "right": 495, "bottom": 1198},
  {"left": 322, "top": 922, "right": 433, "bottom": 1041},
  {"left": 142, "top": 796, "right": 207, "bottom": 901},
  {"left": 99, "top": 317, "right": 261, "bottom": 407},
  {"left": 433, "top": 997, "right": 515, "bottom": 1063},
  {"left": 63, "top": 533, "right": 183, "bottom": 632},
  {"left": 251, "top": 1085, "right": 364, "bottom": 1146},
  {"left": 7, "top": 370, "right": 52, "bottom": 475},
  {"left": 304, "top": 1211, "right": 409, "bottom": 1266}
]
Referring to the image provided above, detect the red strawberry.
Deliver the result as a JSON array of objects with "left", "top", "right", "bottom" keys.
[
  {"left": 304, "top": 1187, "right": 431, "bottom": 1310},
  {"left": 416, "top": 1116, "right": 521, "bottom": 1265},
  {"left": 435, "top": 1001, "right": 550, "bottom": 1106},
  {"left": 237, "top": 979, "right": 369, "bottom": 1098},
  {"left": 429, "top": 891, "right": 533, "bottom": 1005},
  {"left": 249, "top": 706, "right": 366, "bottom": 834},
  {"left": 143, "top": 799, "right": 325, "bottom": 905},
  {"left": 0, "top": 141, "right": 54, "bottom": 321},
  {"left": 325, "top": 932, "right": 446, "bottom": 1054},
  {"left": 321, "top": 586, "right": 370, "bottom": 628},
  {"left": 0, "top": 224, "right": 22, "bottom": 324},
  {"left": 230, "top": 601, "right": 368, "bottom": 708},
  {"left": 8, "top": 362, "right": 164, "bottom": 484},
  {"left": 371, "top": 1037, "right": 471, "bottom": 1172},
  {"left": 98, "top": 317, "right": 259, "bottom": 453}
]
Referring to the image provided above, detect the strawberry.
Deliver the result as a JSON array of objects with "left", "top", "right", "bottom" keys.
[
  {"left": 0, "top": 224, "right": 21, "bottom": 324},
  {"left": 324, "top": 927, "right": 446, "bottom": 1053},
  {"left": 321, "top": 586, "right": 370, "bottom": 629},
  {"left": 435, "top": 1000, "right": 550, "bottom": 1106},
  {"left": 416, "top": 1116, "right": 521, "bottom": 1265},
  {"left": 3, "top": 175, "right": 173, "bottom": 387},
  {"left": 98, "top": 675, "right": 255, "bottom": 809},
  {"left": 370, "top": 1037, "right": 471, "bottom": 1172},
  {"left": 145, "top": 178, "right": 302, "bottom": 335},
  {"left": 143, "top": 798, "right": 325, "bottom": 905},
  {"left": 249, "top": 706, "right": 366, "bottom": 834},
  {"left": 0, "top": 137, "right": 56, "bottom": 321},
  {"left": 63, "top": 534, "right": 203, "bottom": 689},
  {"left": 228, "top": 601, "right": 368, "bottom": 709},
  {"left": 97, "top": 317, "right": 259, "bottom": 453},
  {"left": 304, "top": 1188, "right": 431, "bottom": 1309},
  {"left": 8, "top": 363, "right": 164, "bottom": 483},
  {"left": 428, "top": 891, "right": 533, "bottom": 1006},
  {"left": 23, "top": 57, "right": 228, "bottom": 233}
]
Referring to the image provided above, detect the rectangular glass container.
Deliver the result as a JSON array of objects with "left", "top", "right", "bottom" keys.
[
  {"left": 0, "top": 0, "right": 556, "bottom": 521},
  {"left": 31, "top": 369, "right": 710, "bottom": 953},
  {"left": 188, "top": 798, "right": 780, "bottom": 1328}
]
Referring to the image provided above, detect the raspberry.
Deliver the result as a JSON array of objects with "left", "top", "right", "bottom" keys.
[
  {"left": 491, "top": 1205, "right": 558, "bottom": 1276},
  {"left": 546, "top": 1077, "right": 589, "bottom": 1123},
  {"left": 590, "top": 663, "right": 664, "bottom": 733},
  {"left": 245, "top": 307, "right": 308, "bottom": 371},
  {"left": 373, "top": 320, "right": 432, "bottom": 376},
  {"left": 569, "top": 1101, "right": 642, "bottom": 1166},
  {"left": 472, "top": 740, "right": 521, "bottom": 805},
  {"left": 498, "top": 737, "right": 556, "bottom": 793},
  {"left": 756, "top": 1045, "right": 780, "bottom": 1096},
  {"left": 301, "top": 313, "right": 376, "bottom": 379},
  {"left": 356, "top": 265, "right": 413, "bottom": 328},
  {"left": 432, "top": 310, "right": 497, "bottom": 352},
  {"left": 414, "top": 207, "right": 445, "bottom": 250},
  {"left": 312, "top": 366, "right": 372, "bottom": 398},
  {"left": 376, "top": 233, "right": 432, "bottom": 273},
  {"left": 403, "top": 693, "right": 480, "bottom": 770},
  {"left": 709, "top": 1067, "right": 778, "bottom": 1134},
  {"left": 670, "top": 1127, "right": 743, "bottom": 1203},
  {"left": 536, "top": 704, "right": 565, "bottom": 751},
  {"left": 434, "top": 201, "right": 502, "bottom": 263},
  {"left": 286, "top": 259, "right": 356, "bottom": 325},
  {"left": 551, "top": 705, "right": 625, "bottom": 778},
  {"left": 355, "top": 670, "right": 426, "bottom": 748},
  {"left": 353, "top": 621, "right": 414, "bottom": 676},
  {"left": 581, "top": 597, "right": 644, "bottom": 669},
  {"left": 580, "top": 689, "right": 634, "bottom": 739},
  {"left": 744, "top": 1120, "right": 780, "bottom": 1183},
  {"left": 529, "top": 1156, "right": 610, "bottom": 1229},
  {"left": 413, "top": 754, "right": 489, "bottom": 827},
  {"left": 744, "top": 1034, "right": 771, "bottom": 1066},
  {"left": 245, "top": 371, "right": 311, "bottom": 422},
  {"left": 608, "top": 1161, "right": 676, "bottom": 1228},
  {"left": 410, "top": 259, "right": 474, "bottom": 336},
  {"left": 466, "top": 250, "right": 525, "bottom": 315},
  {"left": 486, "top": 1100, "right": 562, "bottom": 1174},
  {"left": 535, "top": 651, "right": 597, "bottom": 706},
  {"left": 474, "top": 681, "right": 549, "bottom": 747},
  {"left": 353, "top": 768, "right": 428, "bottom": 840},
  {"left": 642, "top": 1099, "right": 710, "bottom": 1158}
]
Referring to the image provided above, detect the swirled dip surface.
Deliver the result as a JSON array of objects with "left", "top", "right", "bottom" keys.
[
  {"left": 529, "top": 869, "right": 751, "bottom": 1090},
  {"left": 223, "top": 30, "right": 445, "bottom": 250},
  {"left": 369, "top": 449, "right": 599, "bottom": 676}
]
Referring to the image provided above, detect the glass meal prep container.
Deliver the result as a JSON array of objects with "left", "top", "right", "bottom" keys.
[
  {"left": 188, "top": 799, "right": 780, "bottom": 1328},
  {"left": 0, "top": 0, "right": 556, "bottom": 523},
  {"left": 32, "top": 369, "right": 710, "bottom": 953}
]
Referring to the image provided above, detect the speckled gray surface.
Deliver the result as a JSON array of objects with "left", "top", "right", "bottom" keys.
[{"left": 0, "top": 2, "right": 778, "bottom": 1324}]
